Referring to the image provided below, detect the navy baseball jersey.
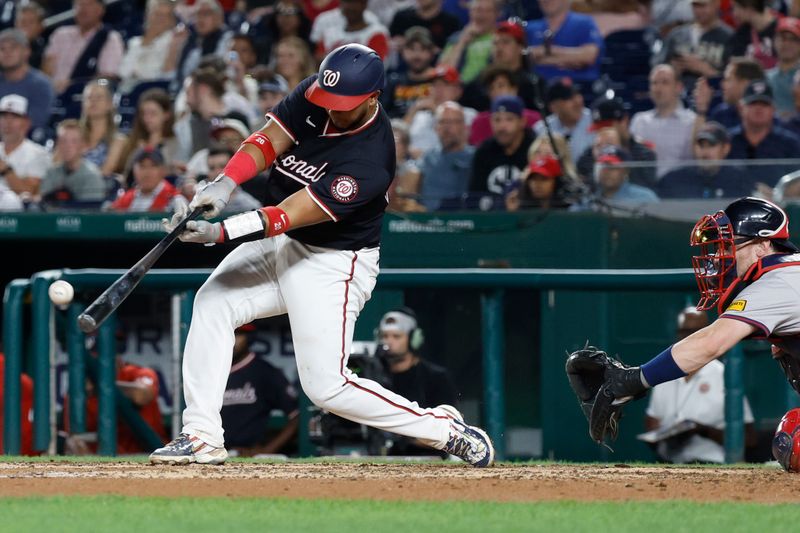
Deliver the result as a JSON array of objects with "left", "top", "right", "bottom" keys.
[
  {"left": 265, "top": 75, "right": 396, "bottom": 250},
  {"left": 220, "top": 353, "right": 298, "bottom": 448}
]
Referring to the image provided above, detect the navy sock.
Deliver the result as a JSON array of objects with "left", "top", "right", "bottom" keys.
[{"left": 641, "top": 346, "right": 686, "bottom": 387}]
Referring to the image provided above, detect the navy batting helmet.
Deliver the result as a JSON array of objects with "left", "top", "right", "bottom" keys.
[{"left": 305, "top": 44, "right": 385, "bottom": 111}]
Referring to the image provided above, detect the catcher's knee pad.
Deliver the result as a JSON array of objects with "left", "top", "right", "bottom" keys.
[{"left": 772, "top": 408, "right": 800, "bottom": 472}]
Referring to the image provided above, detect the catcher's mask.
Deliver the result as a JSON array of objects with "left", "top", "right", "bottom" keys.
[
  {"left": 690, "top": 210, "right": 738, "bottom": 310},
  {"left": 691, "top": 197, "right": 799, "bottom": 310}
]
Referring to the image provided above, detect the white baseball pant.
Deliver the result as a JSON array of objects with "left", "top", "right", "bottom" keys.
[{"left": 181, "top": 234, "right": 453, "bottom": 449}]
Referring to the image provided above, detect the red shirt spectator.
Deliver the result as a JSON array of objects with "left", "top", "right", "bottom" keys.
[
  {"left": 109, "top": 148, "right": 181, "bottom": 212},
  {"left": 0, "top": 354, "right": 37, "bottom": 456},
  {"left": 310, "top": 0, "right": 389, "bottom": 61}
]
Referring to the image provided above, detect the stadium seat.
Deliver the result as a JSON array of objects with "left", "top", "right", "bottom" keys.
[{"left": 49, "top": 79, "right": 90, "bottom": 127}]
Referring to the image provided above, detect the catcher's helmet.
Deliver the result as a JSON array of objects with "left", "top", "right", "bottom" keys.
[
  {"left": 725, "top": 197, "right": 798, "bottom": 252},
  {"left": 773, "top": 408, "right": 800, "bottom": 472},
  {"left": 305, "top": 44, "right": 385, "bottom": 111}
]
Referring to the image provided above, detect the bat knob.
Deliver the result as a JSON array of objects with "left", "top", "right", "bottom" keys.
[{"left": 77, "top": 314, "right": 97, "bottom": 333}]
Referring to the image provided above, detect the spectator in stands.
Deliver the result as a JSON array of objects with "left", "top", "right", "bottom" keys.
[
  {"left": 109, "top": 148, "right": 181, "bottom": 212},
  {"left": 221, "top": 324, "right": 299, "bottom": 457},
  {"left": 533, "top": 78, "right": 594, "bottom": 165},
  {"left": 727, "top": 80, "right": 800, "bottom": 187},
  {"left": 0, "top": 28, "right": 53, "bottom": 135},
  {"left": 576, "top": 96, "right": 657, "bottom": 187},
  {"left": 469, "top": 95, "right": 535, "bottom": 198},
  {"left": 389, "top": 0, "right": 461, "bottom": 50},
  {"left": 387, "top": 118, "right": 424, "bottom": 212},
  {"left": 111, "top": 88, "right": 179, "bottom": 178},
  {"left": 525, "top": 0, "right": 603, "bottom": 83},
  {"left": 418, "top": 101, "right": 474, "bottom": 210},
  {"left": 40, "top": 119, "right": 105, "bottom": 207},
  {"left": 505, "top": 154, "right": 570, "bottom": 211},
  {"left": 79, "top": 80, "right": 123, "bottom": 176},
  {"left": 468, "top": 66, "right": 541, "bottom": 146},
  {"left": 694, "top": 58, "right": 765, "bottom": 129},
  {"left": 14, "top": 2, "right": 46, "bottom": 70},
  {"left": 726, "top": 0, "right": 778, "bottom": 69},
  {"left": 766, "top": 17, "right": 800, "bottom": 120},
  {"left": 528, "top": 131, "right": 577, "bottom": 178},
  {"left": 657, "top": 121, "right": 754, "bottom": 199},
  {"left": 186, "top": 116, "right": 249, "bottom": 179},
  {"left": 584, "top": 145, "right": 658, "bottom": 205},
  {"left": 0, "top": 94, "right": 49, "bottom": 196},
  {"left": 249, "top": 1, "right": 313, "bottom": 66},
  {"left": 644, "top": 307, "right": 756, "bottom": 464},
  {"left": 310, "top": 0, "right": 389, "bottom": 61},
  {"left": 654, "top": 0, "right": 732, "bottom": 88},
  {"left": 118, "top": 0, "right": 178, "bottom": 92},
  {"left": 783, "top": 69, "right": 800, "bottom": 136},
  {"left": 257, "top": 73, "right": 290, "bottom": 118},
  {"left": 438, "top": 0, "right": 499, "bottom": 84},
  {"left": 630, "top": 64, "right": 696, "bottom": 177},
  {"left": 174, "top": 68, "right": 229, "bottom": 162},
  {"left": 461, "top": 20, "right": 542, "bottom": 112},
  {"left": 369, "top": 0, "right": 416, "bottom": 28},
  {"left": 382, "top": 26, "right": 437, "bottom": 119},
  {"left": 174, "top": 0, "right": 233, "bottom": 84},
  {"left": 273, "top": 36, "right": 317, "bottom": 91},
  {"left": 576, "top": 126, "right": 622, "bottom": 180},
  {"left": 406, "top": 64, "right": 477, "bottom": 158},
  {"left": 42, "top": 0, "right": 125, "bottom": 93}
]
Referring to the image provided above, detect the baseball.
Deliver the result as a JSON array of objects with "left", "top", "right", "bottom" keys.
[{"left": 48, "top": 280, "right": 74, "bottom": 306}]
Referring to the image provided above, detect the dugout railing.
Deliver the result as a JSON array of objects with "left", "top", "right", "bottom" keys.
[{"left": 4, "top": 268, "right": 751, "bottom": 462}]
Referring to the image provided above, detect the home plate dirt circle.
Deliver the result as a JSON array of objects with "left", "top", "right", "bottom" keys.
[{"left": 1, "top": 462, "right": 799, "bottom": 502}]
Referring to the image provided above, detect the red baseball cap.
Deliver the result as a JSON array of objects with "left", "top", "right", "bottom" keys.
[
  {"left": 496, "top": 21, "right": 526, "bottom": 45},
  {"left": 527, "top": 155, "right": 561, "bottom": 179},
  {"left": 425, "top": 65, "right": 461, "bottom": 84},
  {"left": 778, "top": 17, "right": 800, "bottom": 38}
]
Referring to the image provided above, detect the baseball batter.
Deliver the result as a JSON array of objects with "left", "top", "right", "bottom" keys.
[
  {"left": 566, "top": 197, "right": 800, "bottom": 472},
  {"left": 149, "top": 45, "right": 494, "bottom": 467}
]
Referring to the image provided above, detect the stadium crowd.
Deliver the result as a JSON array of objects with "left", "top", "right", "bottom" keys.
[{"left": 1, "top": 0, "right": 800, "bottom": 215}]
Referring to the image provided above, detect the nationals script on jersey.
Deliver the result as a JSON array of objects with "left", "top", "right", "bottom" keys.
[{"left": 264, "top": 75, "right": 396, "bottom": 250}]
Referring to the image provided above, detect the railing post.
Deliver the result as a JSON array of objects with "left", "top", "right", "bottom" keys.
[
  {"left": 97, "top": 313, "right": 117, "bottom": 456},
  {"left": 66, "top": 302, "right": 86, "bottom": 435},
  {"left": 481, "top": 289, "right": 506, "bottom": 460},
  {"left": 724, "top": 344, "right": 745, "bottom": 463},
  {"left": 30, "top": 273, "right": 58, "bottom": 452},
  {"left": 3, "top": 279, "right": 29, "bottom": 455}
]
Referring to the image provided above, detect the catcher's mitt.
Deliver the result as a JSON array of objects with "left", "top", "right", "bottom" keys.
[{"left": 565, "top": 346, "right": 648, "bottom": 446}]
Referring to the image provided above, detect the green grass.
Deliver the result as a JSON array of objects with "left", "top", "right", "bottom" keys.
[{"left": 0, "top": 497, "right": 791, "bottom": 533}]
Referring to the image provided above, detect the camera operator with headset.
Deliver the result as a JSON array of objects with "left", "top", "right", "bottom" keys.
[{"left": 376, "top": 307, "right": 460, "bottom": 456}]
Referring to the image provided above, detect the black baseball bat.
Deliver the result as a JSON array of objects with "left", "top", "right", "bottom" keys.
[{"left": 77, "top": 207, "right": 206, "bottom": 333}]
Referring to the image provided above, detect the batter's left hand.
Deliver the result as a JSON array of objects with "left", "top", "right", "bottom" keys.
[{"left": 179, "top": 220, "right": 222, "bottom": 244}]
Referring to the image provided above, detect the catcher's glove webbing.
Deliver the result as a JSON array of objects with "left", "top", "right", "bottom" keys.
[{"left": 565, "top": 346, "right": 649, "bottom": 446}]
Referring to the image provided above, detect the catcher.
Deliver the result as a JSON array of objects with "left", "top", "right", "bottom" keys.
[{"left": 566, "top": 197, "right": 800, "bottom": 471}]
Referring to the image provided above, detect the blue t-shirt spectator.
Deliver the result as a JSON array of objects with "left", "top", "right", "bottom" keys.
[
  {"left": 419, "top": 145, "right": 475, "bottom": 211},
  {"left": 526, "top": 12, "right": 604, "bottom": 82},
  {"left": 0, "top": 68, "right": 53, "bottom": 132},
  {"left": 727, "top": 125, "right": 800, "bottom": 187}
]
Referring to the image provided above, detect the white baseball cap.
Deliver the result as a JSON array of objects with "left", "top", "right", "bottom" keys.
[{"left": 0, "top": 94, "right": 29, "bottom": 117}]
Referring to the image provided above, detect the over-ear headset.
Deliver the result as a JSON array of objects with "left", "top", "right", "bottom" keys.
[{"left": 376, "top": 306, "right": 425, "bottom": 352}]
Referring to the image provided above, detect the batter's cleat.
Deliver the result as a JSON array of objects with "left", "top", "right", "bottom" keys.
[
  {"left": 149, "top": 433, "right": 228, "bottom": 465},
  {"left": 438, "top": 404, "right": 495, "bottom": 467}
]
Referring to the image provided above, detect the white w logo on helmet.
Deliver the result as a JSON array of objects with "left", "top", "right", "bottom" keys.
[{"left": 322, "top": 69, "right": 341, "bottom": 87}]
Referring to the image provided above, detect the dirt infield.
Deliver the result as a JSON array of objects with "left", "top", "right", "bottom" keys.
[{"left": 1, "top": 462, "right": 799, "bottom": 502}]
